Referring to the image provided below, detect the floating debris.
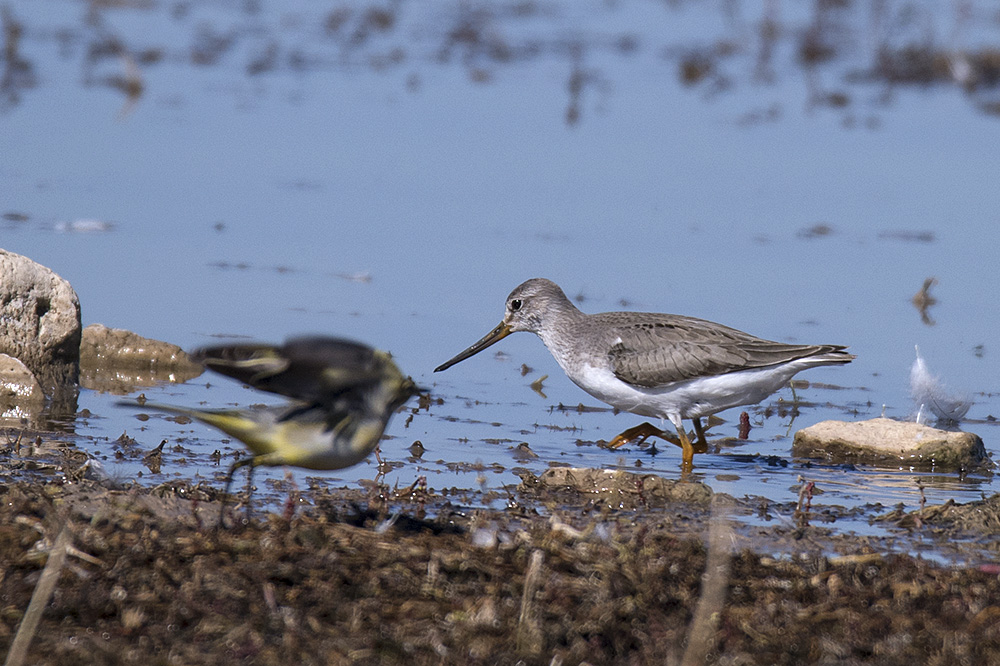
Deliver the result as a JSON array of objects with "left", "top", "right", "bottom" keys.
[
  {"left": 511, "top": 441, "right": 538, "bottom": 460},
  {"left": 912, "top": 277, "right": 938, "bottom": 326},
  {"left": 878, "top": 230, "right": 935, "bottom": 243},
  {"left": 333, "top": 271, "right": 373, "bottom": 283},
  {"left": 54, "top": 218, "right": 114, "bottom": 233},
  {"left": 796, "top": 223, "right": 834, "bottom": 239},
  {"left": 142, "top": 440, "right": 167, "bottom": 474},
  {"left": 910, "top": 345, "right": 972, "bottom": 424}
]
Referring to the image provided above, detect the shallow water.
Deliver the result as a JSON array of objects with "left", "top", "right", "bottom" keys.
[{"left": 3, "top": 0, "right": 999, "bottom": 549}]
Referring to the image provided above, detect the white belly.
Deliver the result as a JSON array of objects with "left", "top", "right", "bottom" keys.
[{"left": 563, "top": 361, "right": 803, "bottom": 426}]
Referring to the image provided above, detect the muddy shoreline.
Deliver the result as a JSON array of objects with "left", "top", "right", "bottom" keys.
[{"left": 2, "top": 447, "right": 1000, "bottom": 665}]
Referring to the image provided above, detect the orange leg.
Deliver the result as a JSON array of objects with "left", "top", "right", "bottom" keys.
[
  {"left": 675, "top": 426, "right": 695, "bottom": 470},
  {"left": 676, "top": 417, "right": 712, "bottom": 469}
]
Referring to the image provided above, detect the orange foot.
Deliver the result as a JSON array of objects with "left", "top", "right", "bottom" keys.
[
  {"left": 607, "top": 422, "right": 683, "bottom": 450},
  {"left": 608, "top": 419, "right": 711, "bottom": 470}
]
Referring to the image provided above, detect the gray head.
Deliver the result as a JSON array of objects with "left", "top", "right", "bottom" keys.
[
  {"left": 434, "top": 278, "right": 576, "bottom": 372},
  {"left": 501, "top": 278, "right": 577, "bottom": 334}
]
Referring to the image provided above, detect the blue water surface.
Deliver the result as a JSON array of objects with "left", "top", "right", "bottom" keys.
[{"left": 3, "top": 0, "right": 998, "bottom": 548}]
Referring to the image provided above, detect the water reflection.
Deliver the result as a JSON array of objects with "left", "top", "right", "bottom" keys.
[
  {"left": 3, "top": 1, "right": 999, "bottom": 123},
  {"left": 0, "top": 6, "right": 35, "bottom": 110}
]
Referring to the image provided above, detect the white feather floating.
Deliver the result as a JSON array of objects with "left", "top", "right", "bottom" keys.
[{"left": 910, "top": 345, "right": 972, "bottom": 424}]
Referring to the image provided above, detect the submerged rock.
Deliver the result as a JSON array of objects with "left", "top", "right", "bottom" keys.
[
  {"left": 792, "top": 418, "right": 989, "bottom": 471},
  {"left": 79, "top": 324, "right": 203, "bottom": 393},
  {"left": 0, "top": 248, "right": 81, "bottom": 393},
  {"left": 520, "top": 467, "right": 713, "bottom": 507},
  {"left": 879, "top": 493, "right": 1000, "bottom": 534}
]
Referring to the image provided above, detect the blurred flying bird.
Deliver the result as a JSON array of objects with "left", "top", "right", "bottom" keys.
[{"left": 121, "top": 336, "right": 420, "bottom": 517}]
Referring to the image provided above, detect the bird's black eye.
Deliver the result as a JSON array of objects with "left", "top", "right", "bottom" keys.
[{"left": 510, "top": 299, "right": 522, "bottom": 312}]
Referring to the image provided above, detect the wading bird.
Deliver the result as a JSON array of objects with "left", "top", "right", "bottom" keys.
[{"left": 435, "top": 278, "right": 852, "bottom": 468}]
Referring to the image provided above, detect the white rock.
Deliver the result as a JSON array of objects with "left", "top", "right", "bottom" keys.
[
  {"left": 793, "top": 418, "right": 988, "bottom": 471},
  {"left": 0, "top": 249, "right": 81, "bottom": 393}
]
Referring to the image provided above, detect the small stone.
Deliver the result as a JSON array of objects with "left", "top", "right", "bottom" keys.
[
  {"left": 792, "top": 418, "right": 988, "bottom": 470},
  {"left": 0, "top": 353, "right": 45, "bottom": 422},
  {"left": 0, "top": 353, "right": 43, "bottom": 399}
]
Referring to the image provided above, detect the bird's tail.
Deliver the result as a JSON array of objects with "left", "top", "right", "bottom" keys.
[
  {"left": 809, "top": 347, "right": 855, "bottom": 366},
  {"left": 116, "top": 400, "right": 277, "bottom": 452}
]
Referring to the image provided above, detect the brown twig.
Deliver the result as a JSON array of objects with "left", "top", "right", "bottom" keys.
[
  {"left": 516, "top": 549, "right": 545, "bottom": 655},
  {"left": 681, "top": 499, "right": 733, "bottom": 666},
  {"left": 5, "top": 521, "right": 73, "bottom": 666}
]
